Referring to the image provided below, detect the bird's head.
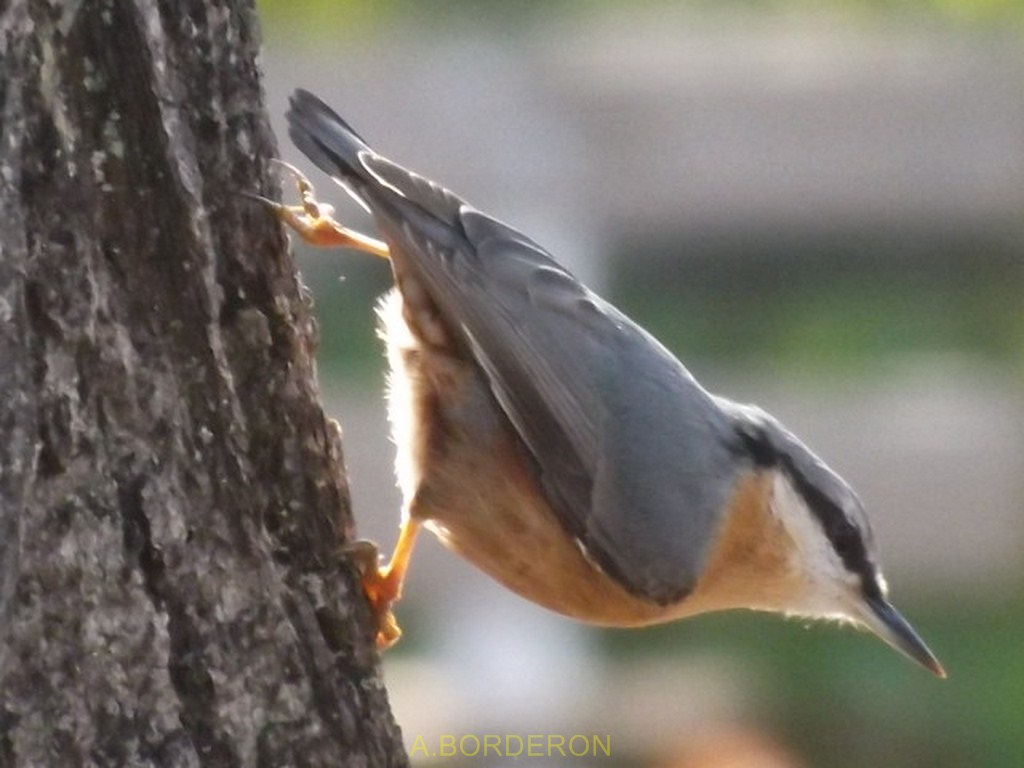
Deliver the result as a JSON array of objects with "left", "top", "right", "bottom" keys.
[{"left": 703, "top": 400, "right": 945, "bottom": 677}]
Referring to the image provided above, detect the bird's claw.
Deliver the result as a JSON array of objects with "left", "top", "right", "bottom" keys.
[
  {"left": 248, "top": 159, "right": 390, "bottom": 257},
  {"left": 343, "top": 538, "right": 403, "bottom": 649}
]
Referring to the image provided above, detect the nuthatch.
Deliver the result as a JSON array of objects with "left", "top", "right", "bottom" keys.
[{"left": 262, "top": 89, "right": 944, "bottom": 677}]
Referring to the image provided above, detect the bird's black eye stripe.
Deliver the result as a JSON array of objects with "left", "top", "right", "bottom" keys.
[
  {"left": 732, "top": 420, "right": 881, "bottom": 599},
  {"left": 781, "top": 458, "right": 882, "bottom": 599}
]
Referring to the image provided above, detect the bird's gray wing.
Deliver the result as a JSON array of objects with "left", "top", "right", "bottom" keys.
[{"left": 287, "top": 91, "right": 742, "bottom": 603}]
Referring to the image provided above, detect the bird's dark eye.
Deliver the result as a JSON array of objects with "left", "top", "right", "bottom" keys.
[
  {"left": 734, "top": 422, "right": 778, "bottom": 468},
  {"left": 828, "top": 519, "right": 861, "bottom": 560}
]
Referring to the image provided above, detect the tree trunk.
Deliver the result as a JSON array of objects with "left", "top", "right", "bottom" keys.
[{"left": 0, "top": 1, "right": 407, "bottom": 765}]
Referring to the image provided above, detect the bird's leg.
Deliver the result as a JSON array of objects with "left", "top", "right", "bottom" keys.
[
  {"left": 251, "top": 159, "right": 390, "bottom": 258},
  {"left": 346, "top": 518, "right": 422, "bottom": 649}
]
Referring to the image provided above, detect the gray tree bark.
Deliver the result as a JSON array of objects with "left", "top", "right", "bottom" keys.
[{"left": 0, "top": 1, "right": 407, "bottom": 766}]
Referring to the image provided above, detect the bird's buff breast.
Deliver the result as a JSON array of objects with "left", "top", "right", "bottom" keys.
[{"left": 417, "top": 419, "right": 673, "bottom": 627}]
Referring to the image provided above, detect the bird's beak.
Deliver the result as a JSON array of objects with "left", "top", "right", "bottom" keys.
[{"left": 858, "top": 595, "right": 946, "bottom": 678}]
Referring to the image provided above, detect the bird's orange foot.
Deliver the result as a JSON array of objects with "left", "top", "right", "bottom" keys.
[
  {"left": 346, "top": 540, "right": 403, "bottom": 648},
  {"left": 248, "top": 159, "right": 390, "bottom": 257},
  {"left": 345, "top": 520, "right": 421, "bottom": 649}
]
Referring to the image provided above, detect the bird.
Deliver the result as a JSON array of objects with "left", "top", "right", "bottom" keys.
[{"left": 258, "top": 88, "right": 944, "bottom": 677}]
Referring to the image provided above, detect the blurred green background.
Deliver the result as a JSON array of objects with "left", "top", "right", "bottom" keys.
[{"left": 256, "top": 2, "right": 1024, "bottom": 766}]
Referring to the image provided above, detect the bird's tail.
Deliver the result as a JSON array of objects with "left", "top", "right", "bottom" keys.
[{"left": 287, "top": 89, "right": 372, "bottom": 189}]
